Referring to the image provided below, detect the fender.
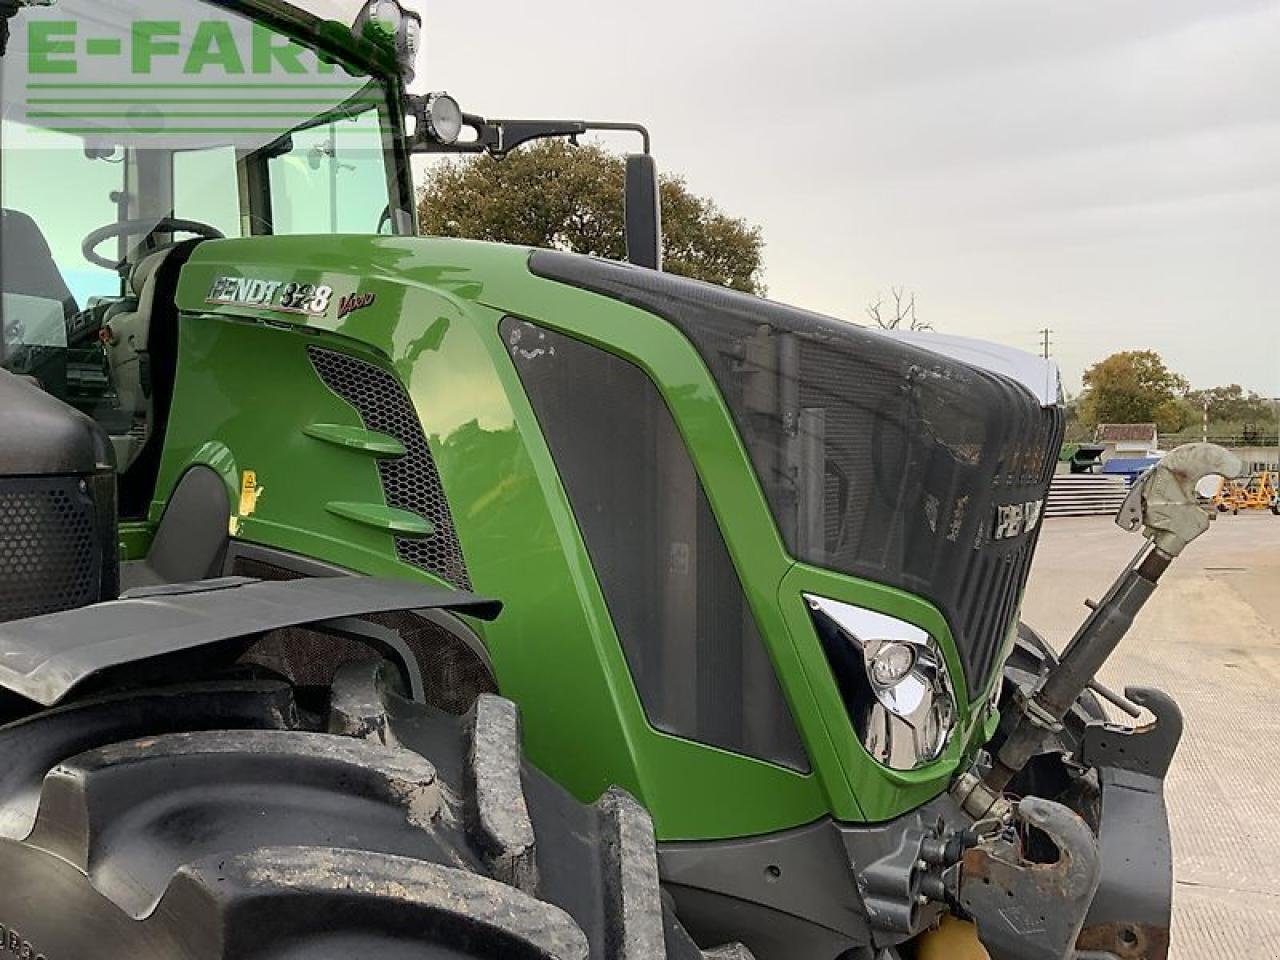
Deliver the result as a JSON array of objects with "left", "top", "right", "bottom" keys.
[{"left": 0, "top": 576, "right": 500, "bottom": 707}]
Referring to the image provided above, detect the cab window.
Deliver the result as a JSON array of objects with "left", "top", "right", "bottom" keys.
[{"left": 269, "top": 108, "right": 395, "bottom": 236}]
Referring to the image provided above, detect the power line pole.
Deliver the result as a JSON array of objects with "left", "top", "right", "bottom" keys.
[{"left": 1038, "top": 328, "right": 1054, "bottom": 402}]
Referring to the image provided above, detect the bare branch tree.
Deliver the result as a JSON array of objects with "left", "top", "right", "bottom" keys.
[
  {"left": 865, "top": 295, "right": 886, "bottom": 328},
  {"left": 866, "top": 287, "right": 932, "bottom": 331}
]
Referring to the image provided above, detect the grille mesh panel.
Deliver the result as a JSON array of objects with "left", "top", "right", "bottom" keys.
[
  {"left": 0, "top": 476, "right": 100, "bottom": 621},
  {"left": 307, "top": 346, "right": 471, "bottom": 590},
  {"left": 529, "top": 250, "right": 1065, "bottom": 694}
]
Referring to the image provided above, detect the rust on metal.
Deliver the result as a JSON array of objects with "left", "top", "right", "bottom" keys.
[{"left": 1077, "top": 920, "right": 1171, "bottom": 960}]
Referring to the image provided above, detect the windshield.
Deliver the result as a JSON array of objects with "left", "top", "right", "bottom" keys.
[
  {"left": 1, "top": 0, "right": 407, "bottom": 305},
  {"left": 1, "top": 0, "right": 411, "bottom": 511}
]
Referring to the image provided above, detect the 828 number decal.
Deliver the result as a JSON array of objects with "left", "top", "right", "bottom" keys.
[{"left": 280, "top": 283, "right": 334, "bottom": 316}]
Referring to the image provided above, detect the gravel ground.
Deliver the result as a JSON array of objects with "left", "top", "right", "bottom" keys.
[{"left": 1022, "top": 511, "right": 1280, "bottom": 960}]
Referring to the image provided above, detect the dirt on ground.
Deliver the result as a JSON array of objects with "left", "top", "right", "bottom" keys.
[{"left": 1023, "top": 511, "right": 1280, "bottom": 960}]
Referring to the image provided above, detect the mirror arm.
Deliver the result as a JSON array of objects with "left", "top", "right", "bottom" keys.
[
  {"left": 405, "top": 100, "right": 661, "bottom": 272},
  {"left": 407, "top": 99, "right": 650, "bottom": 159}
]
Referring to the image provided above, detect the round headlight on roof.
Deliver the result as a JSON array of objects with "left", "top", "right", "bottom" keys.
[
  {"left": 357, "top": 1, "right": 403, "bottom": 40},
  {"left": 424, "top": 92, "right": 464, "bottom": 146},
  {"left": 352, "top": 1, "right": 422, "bottom": 81}
]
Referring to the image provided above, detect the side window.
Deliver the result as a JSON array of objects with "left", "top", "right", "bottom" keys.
[
  {"left": 268, "top": 109, "right": 390, "bottom": 235},
  {"left": 503, "top": 318, "right": 809, "bottom": 773},
  {"left": 0, "top": 123, "right": 122, "bottom": 311},
  {"left": 173, "top": 146, "right": 243, "bottom": 240},
  {"left": 1, "top": 121, "right": 125, "bottom": 440}
]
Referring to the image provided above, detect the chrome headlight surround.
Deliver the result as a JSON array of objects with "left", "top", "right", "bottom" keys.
[{"left": 806, "top": 595, "right": 959, "bottom": 771}]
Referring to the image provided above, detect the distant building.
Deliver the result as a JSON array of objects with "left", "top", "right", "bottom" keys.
[{"left": 1095, "top": 423, "right": 1158, "bottom": 461}]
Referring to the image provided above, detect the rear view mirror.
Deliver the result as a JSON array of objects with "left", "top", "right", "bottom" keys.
[
  {"left": 625, "top": 154, "right": 663, "bottom": 272},
  {"left": 408, "top": 99, "right": 664, "bottom": 271}
]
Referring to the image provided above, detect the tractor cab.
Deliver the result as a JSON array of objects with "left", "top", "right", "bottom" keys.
[
  {"left": 1, "top": 0, "right": 657, "bottom": 521},
  {"left": 0, "top": 0, "right": 415, "bottom": 514}
]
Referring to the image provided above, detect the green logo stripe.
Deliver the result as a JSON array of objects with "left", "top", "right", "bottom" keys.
[
  {"left": 28, "top": 97, "right": 381, "bottom": 104},
  {"left": 47, "top": 126, "right": 387, "bottom": 135},
  {"left": 29, "top": 110, "right": 350, "bottom": 118},
  {"left": 28, "top": 82, "right": 365, "bottom": 90}
]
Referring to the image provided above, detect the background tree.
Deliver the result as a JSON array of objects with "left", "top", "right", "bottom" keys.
[
  {"left": 418, "top": 140, "right": 766, "bottom": 294},
  {"left": 1077, "top": 350, "right": 1190, "bottom": 434},
  {"left": 1181, "top": 384, "right": 1275, "bottom": 435},
  {"left": 866, "top": 287, "right": 931, "bottom": 330}
]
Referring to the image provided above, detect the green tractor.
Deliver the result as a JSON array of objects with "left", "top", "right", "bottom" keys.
[{"left": 0, "top": 2, "right": 1243, "bottom": 957}]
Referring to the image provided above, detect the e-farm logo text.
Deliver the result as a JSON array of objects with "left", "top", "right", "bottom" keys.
[
  {"left": 27, "top": 20, "right": 337, "bottom": 78},
  {"left": 17, "top": 13, "right": 372, "bottom": 142}
]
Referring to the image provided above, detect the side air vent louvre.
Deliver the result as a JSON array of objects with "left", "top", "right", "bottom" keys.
[
  {"left": 306, "top": 346, "right": 472, "bottom": 591},
  {"left": 0, "top": 478, "right": 100, "bottom": 620}
]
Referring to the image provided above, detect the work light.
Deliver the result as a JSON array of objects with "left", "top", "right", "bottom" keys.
[
  {"left": 352, "top": 0, "right": 422, "bottom": 81},
  {"left": 422, "top": 92, "right": 464, "bottom": 145},
  {"left": 806, "top": 595, "right": 959, "bottom": 771}
]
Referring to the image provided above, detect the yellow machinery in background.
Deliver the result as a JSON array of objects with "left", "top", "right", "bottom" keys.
[{"left": 1212, "top": 471, "right": 1279, "bottom": 514}]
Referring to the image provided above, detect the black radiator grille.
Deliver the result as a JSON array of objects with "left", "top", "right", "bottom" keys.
[
  {"left": 529, "top": 250, "right": 1065, "bottom": 696},
  {"left": 0, "top": 476, "right": 100, "bottom": 621},
  {"left": 954, "top": 405, "right": 1063, "bottom": 686},
  {"left": 307, "top": 346, "right": 471, "bottom": 590}
]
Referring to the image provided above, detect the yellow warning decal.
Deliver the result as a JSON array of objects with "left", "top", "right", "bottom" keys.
[
  {"left": 230, "top": 470, "right": 265, "bottom": 536},
  {"left": 239, "top": 470, "right": 264, "bottom": 516}
]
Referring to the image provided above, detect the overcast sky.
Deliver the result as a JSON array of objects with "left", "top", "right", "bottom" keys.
[{"left": 412, "top": 1, "right": 1280, "bottom": 396}]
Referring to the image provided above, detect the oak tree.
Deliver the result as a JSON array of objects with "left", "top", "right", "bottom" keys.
[{"left": 418, "top": 140, "right": 766, "bottom": 295}]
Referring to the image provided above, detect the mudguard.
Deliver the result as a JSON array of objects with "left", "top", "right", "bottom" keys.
[{"left": 0, "top": 576, "right": 501, "bottom": 706}]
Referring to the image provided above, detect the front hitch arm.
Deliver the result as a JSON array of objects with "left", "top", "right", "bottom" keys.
[
  {"left": 959, "top": 798, "right": 1101, "bottom": 960},
  {"left": 984, "top": 443, "right": 1242, "bottom": 793}
]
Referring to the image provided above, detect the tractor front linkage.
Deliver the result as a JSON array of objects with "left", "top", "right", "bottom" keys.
[{"left": 937, "top": 444, "right": 1243, "bottom": 960}]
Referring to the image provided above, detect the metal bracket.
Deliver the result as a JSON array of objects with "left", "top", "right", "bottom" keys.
[
  {"left": 1076, "top": 688, "right": 1182, "bottom": 960},
  {"left": 960, "top": 797, "right": 1101, "bottom": 960},
  {"left": 1080, "top": 687, "right": 1182, "bottom": 781},
  {"left": 409, "top": 106, "right": 652, "bottom": 159}
]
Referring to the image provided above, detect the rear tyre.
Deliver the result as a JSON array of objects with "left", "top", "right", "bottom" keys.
[{"left": 0, "top": 664, "right": 741, "bottom": 959}]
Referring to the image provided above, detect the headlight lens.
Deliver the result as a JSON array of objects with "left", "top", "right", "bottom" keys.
[
  {"left": 806, "top": 595, "right": 959, "bottom": 770},
  {"left": 423, "top": 93, "right": 464, "bottom": 145},
  {"left": 868, "top": 641, "right": 916, "bottom": 688}
]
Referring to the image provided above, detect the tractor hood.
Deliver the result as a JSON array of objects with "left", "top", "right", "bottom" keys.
[
  {"left": 881, "top": 331, "right": 1062, "bottom": 407},
  {"left": 176, "top": 235, "right": 1065, "bottom": 702}
]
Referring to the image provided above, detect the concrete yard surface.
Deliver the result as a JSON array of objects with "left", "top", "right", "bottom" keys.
[{"left": 1022, "top": 512, "right": 1280, "bottom": 960}]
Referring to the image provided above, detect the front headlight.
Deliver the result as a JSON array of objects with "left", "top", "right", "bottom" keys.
[{"left": 806, "top": 595, "right": 958, "bottom": 771}]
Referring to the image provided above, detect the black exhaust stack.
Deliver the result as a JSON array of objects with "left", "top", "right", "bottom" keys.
[{"left": 0, "top": 370, "right": 119, "bottom": 622}]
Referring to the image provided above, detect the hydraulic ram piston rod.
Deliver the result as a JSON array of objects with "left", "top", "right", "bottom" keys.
[
  {"left": 983, "top": 443, "right": 1243, "bottom": 795},
  {"left": 985, "top": 543, "right": 1166, "bottom": 792}
]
